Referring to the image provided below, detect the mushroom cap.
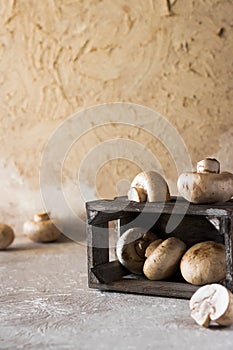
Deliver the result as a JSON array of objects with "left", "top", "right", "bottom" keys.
[
  {"left": 190, "top": 284, "right": 233, "bottom": 327},
  {"left": 116, "top": 227, "right": 158, "bottom": 274},
  {"left": 0, "top": 223, "right": 15, "bottom": 249},
  {"left": 128, "top": 171, "right": 170, "bottom": 202},
  {"left": 180, "top": 241, "right": 226, "bottom": 285},
  {"left": 23, "top": 217, "right": 61, "bottom": 243},
  {"left": 145, "top": 239, "right": 163, "bottom": 258},
  {"left": 143, "top": 237, "right": 186, "bottom": 280},
  {"left": 177, "top": 171, "right": 233, "bottom": 204}
]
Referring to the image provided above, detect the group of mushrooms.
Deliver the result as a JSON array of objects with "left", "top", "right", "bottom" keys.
[
  {"left": 116, "top": 230, "right": 232, "bottom": 327},
  {"left": 0, "top": 212, "right": 61, "bottom": 250},
  {"left": 116, "top": 157, "right": 233, "bottom": 327},
  {"left": 128, "top": 157, "right": 233, "bottom": 204},
  {"left": 1, "top": 157, "right": 233, "bottom": 327},
  {"left": 117, "top": 231, "right": 226, "bottom": 286}
]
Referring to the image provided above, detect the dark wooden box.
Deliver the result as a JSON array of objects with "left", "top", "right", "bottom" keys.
[{"left": 86, "top": 196, "right": 233, "bottom": 299}]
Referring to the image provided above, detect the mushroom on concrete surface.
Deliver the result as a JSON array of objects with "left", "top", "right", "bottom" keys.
[
  {"left": 127, "top": 171, "right": 171, "bottom": 202},
  {"left": 190, "top": 284, "right": 233, "bottom": 327},
  {"left": 143, "top": 237, "right": 186, "bottom": 280},
  {"left": 0, "top": 223, "right": 15, "bottom": 249},
  {"left": 180, "top": 241, "right": 226, "bottom": 285},
  {"left": 116, "top": 227, "right": 158, "bottom": 274},
  {"left": 177, "top": 158, "right": 233, "bottom": 204},
  {"left": 23, "top": 212, "right": 61, "bottom": 243}
]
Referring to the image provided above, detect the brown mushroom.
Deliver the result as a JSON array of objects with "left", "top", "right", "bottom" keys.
[
  {"left": 177, "top": 158, "right": 233, "bottom": 204},
  {"left": 0, "top": 223, "right": 15, "bottom": 249},
  {"left": 143, "top": 237, "right": 186, "bottom": 280},
  {"left": 190, "top": 284, "right": 233, "bottom": 327},
  {"left": 23, "top": 212, "right": 61, "bottom": 243},
  {"left": 180, "top": 241, "right": 226, "bottom": 285},
  {"left": 116, "top": 227, "right": 158, "bottom": 274}
]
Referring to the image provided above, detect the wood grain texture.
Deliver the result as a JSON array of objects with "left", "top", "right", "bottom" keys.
[
  {"left": 86, "top": 197, "right": 233, "bottom": 223},
  {"left": 89, "top": 279, "right": 199, "bottom": 299},
  {"left": 224, "top": 216, "right": 233, "bottom": 290}
]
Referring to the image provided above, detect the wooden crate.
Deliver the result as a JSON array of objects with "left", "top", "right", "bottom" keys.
[{"left": 86, "top": 196, "right": 233, "bottom": 299}]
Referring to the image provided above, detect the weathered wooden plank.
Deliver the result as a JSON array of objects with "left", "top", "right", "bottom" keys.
[
  {"left": 115, "top": 212, "right": 223, "bottom": 248},
  {"left": 86, "top": 196, "right": 233, "bottom": 219},
  {"left": 223, "top": 216, "right": 233, "bottom": 291},
  {"left": 87, "top": 223, "right": 109, "bottom": 266},
  {"left": 89, "top": 279, "right": 199, "bottom": 299},
  {"left": 87, "top": 223, "right": 109, "bottom": 286},
  {"left": 91, "top": 260, "right": 128, "bottom": 284},
  {"left": 151, "top": 214, "right": 223, "bottom": 248},
  {"left": 86, "top": 207, "right": 134, "bottom": 226}
]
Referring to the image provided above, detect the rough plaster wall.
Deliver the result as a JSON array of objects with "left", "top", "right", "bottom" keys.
[{"left": 0, "top": 0, "right": 233, "bottom": 233}]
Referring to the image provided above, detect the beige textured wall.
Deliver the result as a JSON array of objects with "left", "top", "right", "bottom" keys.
[{"left": 0, "top": 0, "right": 232, "bottom": 233}]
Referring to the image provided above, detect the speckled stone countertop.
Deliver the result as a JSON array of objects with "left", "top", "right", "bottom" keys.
[{"left": 1, "top": 235, "right": 233, "bottom": 350}]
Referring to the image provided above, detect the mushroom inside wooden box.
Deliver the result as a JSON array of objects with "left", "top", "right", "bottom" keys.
[{"left": 86, "top": 162, "right": 233, "bottom": 299}]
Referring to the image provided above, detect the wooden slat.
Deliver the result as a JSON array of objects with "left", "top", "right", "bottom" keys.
[
  {"left": 86, "top": 196, "right": 233, "bottom": 220},
  {"left": 89, "top": 279, "right": 199, "bottom": 299},
  {"left": 151, "top": 213, "right": 223, "bottom": 248},
  {"left": 91, "top": 260, "right": 128, "bottom": 284},
  {"left": 87, "top": 223, "right": 109, "bottom": 285},
  {"left": 224, "top": 216, "right": 233, "bottom": 291},
  {"left": 87, "top": 223, "right": 109, "bottom": 267}
]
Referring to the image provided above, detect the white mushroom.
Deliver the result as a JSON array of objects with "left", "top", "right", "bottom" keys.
[
  {"left": 23, "top": 212, "right": 61, "bottom": 243},
  {"left": 190, "top": 284, "right": 233, "bottom": 327},
  {"left": 177, "top": 158, "right": 233, "bottom": 204},
  {"left": 143, "top": 237, "right": 186, "bottom": 280},
  {"left": 128, "top": 171, "right": 171, "bottom": 202},
  {"left": 145, "top": 239, "right": 163, "bottom": 258},
  {"left": 180, "top": 241, "right": 226, "bottom": 285},
  {"left": 116, "top": 227, "right": 158, "bottom": 274},
  {"left": 0, "top": 223, "right": 15, "bottom": 249},
  {"left": 196, "top": 158, "right": 220, "bottom": 174}
]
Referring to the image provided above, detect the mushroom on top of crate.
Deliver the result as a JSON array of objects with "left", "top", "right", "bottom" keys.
[
  {"left": 177, "top": 158, "right": 233, "bottom": 204},
  {"left": 127, "top": 171, "right": 171, "bottom": 203}
]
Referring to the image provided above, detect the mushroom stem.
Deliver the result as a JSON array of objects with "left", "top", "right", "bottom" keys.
[
  {"left": 197, "top": 158, "right": 220, "bottom": 174},
  {"left": 128, "top": 187, "right": 147, "bottom": 202},
  {"left": 116, "top": 228, "right": 158, "bottom": 274},
  {"left": 34, "top": 212, "right": 50, "bottom": 222},
  {"left": 136, "top": 240, "right": 149, "bottom": 258},
  {"left": 177, "top": 158, "right": 233, "bottom": 204}
]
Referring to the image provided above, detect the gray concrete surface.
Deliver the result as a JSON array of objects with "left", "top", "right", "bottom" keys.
[{"left": 1, "top": 235, "right": 233, "bottom": 350}]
